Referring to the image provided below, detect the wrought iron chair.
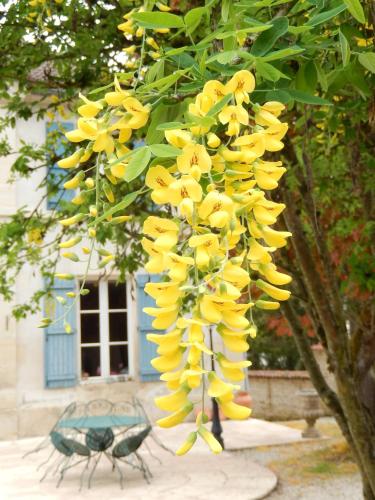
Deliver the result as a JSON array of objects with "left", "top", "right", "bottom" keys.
[{"left": 111, "top": 426, "right": 152, "bottom": 488}]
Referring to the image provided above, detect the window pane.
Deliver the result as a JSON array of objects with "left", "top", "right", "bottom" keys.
[
  {"left": 81, "top": 346, "right": 101, "bottom": 378},
  {"left": 80, "top": 313, "right": 100, "bottom": 343},
  {"left": 110, "top": 345, "right": 128, "bottom": 375},
  {"left": 109, "top": 312, "right": 127, "bottom": 342},
  {"left": 108, "top": 281, "right": 127, "bottom": 310},
  {"left": 80, "top": 281, "right": 99, "bottom": 310}
]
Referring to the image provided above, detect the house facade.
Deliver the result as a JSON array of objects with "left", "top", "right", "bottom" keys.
[{"left": 0, "top": 113, "right": 168, "bottom": 440}]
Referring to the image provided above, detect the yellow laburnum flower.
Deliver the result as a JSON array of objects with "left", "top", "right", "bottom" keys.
[
  {"left": 143, "top": 216, "right": 179, "bottom": 251},
  {"left": 144, "top": 281, "right": 182, "bottom": 307},
  {"left": 207, "top": 132, "right": 221, "bottom": 148},
  {"left": 166, "top": 253, "right": 194, "bottom": 282},
  {"left": 258, "top": 263, "right": 291, "bottom": 286},
  {"left": 189, "top": 93, "right": 214, "bottom": 135},
  {"left": 226, "top": 218, "right": 246, "bottom": 248},
  {"left": 247, "top": 238, "right": 274, "bottom": 264},
  {"left": 155, "top": 386, "right": 191, "bottom": 412},
  {"left": 261, "top": 101, "right": 285, "bottom": 117},
  {"left": 180, "top": 366, "right": 207, "bottom": 389},
  {"left": 262, "top": 123, "right": 288, "bottom": 151},
  {"left": 144, "top": 304, "right": 179, "bottom": 330},
  {"left": 222, "top": 261, "right": 251, "bottom": 290},
  {"left": 156, "top": 402, "right": 193, "bottom": 428},
  {"left": 156, "top": 2, "right": 171, "bottom": 12},
  {"left": 217, "top": 353, "right": 251, "bottom": 382},
  {"left": 219, "top": 105, "right": 249, "bottom": 136},
  {"left": 59, "top": 236, "right": 82, "bottom": 249},
  {"left": 77, "top": 93, "right": 103, "bottom": 118},
  {"left": 203, "top": 80, "right": 227, "bottom": 104},
  {"left": 160, "top": 370, "right": 184, "bottom": 390},
  {"left": 57, "top": 149, "right": 83, "bottom": 169},
  {"left": 177, "top": 144, "right": 212, "bottom": 178},
  {"left": 165, "top": 129, "right": 192, "bottom": 148},
  {"left": 199, "top": 294, "right": 234, "bottom": 323},
  {"left": 260, "top": 226, "right": 292, "bottom": 248},
  {"left": 176, "top": 432, "right": 197, "bottom": 456},
  {"left": 221, "top": 302, "right": 252, "bottom": 330},
  {"left": 256, "top": 279, "right": 291, "bottom": 301},
  {"left": 219, "top": 327, "right": 250, "bottom": 353},
  {"left": 169, "top": 175, "right": 203, "bottom": 206},
  {"left": 141, "top": 237, "right": 168, "bottom": 273},
  {"left": 207, "top": 371, "right": 239, "bottom": 398},
  {"left": 217, "top": 398, "right": 251, "bottom": 420},
  {"left": 255, "top": 299, "right": 280, "bottom": 310},
  {"left": 232, "top": 132, "right": 266, "bottom": 158},
  {"left": 225, "top": 70, "right": 255, "bottom": 105},
  {"left": 145, "top": 165, "right": 174, "bottom": 204},
  {"left": 147, "top": 328, "right": 182, "bottom": 355},
  {"left": 198, "top": 190, "right": 234, "bottom": 228},
  {"left": 189, "top": 233, "right": 220, "bottom": 268},
  {"left": 123, "top": 97, "right": 150, "bottom": 129},
  {"left": 177, "top": 317, "right": 207, "bottom": 343},
  {"left": 198, "top": 426, "right": 222, "bottom": 454},
  {"left": 151, "top": 350, "right": 182, "bottom": 375}
]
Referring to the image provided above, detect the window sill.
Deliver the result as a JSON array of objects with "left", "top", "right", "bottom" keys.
[{"left": 80, "top": 374, "right": 134, "bottom": 385}]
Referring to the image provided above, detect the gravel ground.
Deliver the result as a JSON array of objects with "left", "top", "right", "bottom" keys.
[{"left": 237, "top": 418, "right": 363, "bottom": 500}]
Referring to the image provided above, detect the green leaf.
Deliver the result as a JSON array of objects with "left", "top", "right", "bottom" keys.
[
  {"left": 124, "top": 147, "right": 151, "bottom": 182},
  {"left": 288, "top": 26, "right": 312, "bottom": 35},
  {"left": 206, "top": 50, "right": 240, "bottom": 64},
  {"left": 358, "top": 53, "right": 375, "bottom": 74},
  {"left": 251, "top": 17, "right": 289, "bottom": 57},
  {"left": 132, "top": 11, "right": 185, "bottom": 29},
  {"left": 149, "top": 144, "right": 182, "bottom": 157},
  {"left": 306, "top": 4, "right": 347, "bottom": 26},
  {"left": 89, "top": 191, "right": 140, "bottom": 226},
  {"left": 140, "top": 69, "right": 189, "bottom": 92},
  {"left": 288, "top": 89, "right": 332, "bottom": 105},
  {"left": 265, "top": 89, "right": 292, "bottom": 103},
  {"left": 315, "top": 63, "right": 328, "bottom": 92},
  {"left": 215, "top": 26, "right": 271, "bottom": 39},
  {"left": 221, "top": 0, "right": 231, "bottom": 22},
  {"left": 206, "top": 93, "right": 233, "bottom": 116},
  {"left": 343, "top": 0, "right": 366, "bottom": 23},
  {"left": 255, "top": 60, "right": 290, "bottom": 82},
  {"left": 184, "top": 7, "right": 206, "bottom": 35},
  {"left": 156, "top": 121, "right": 185, "bottom": 131},
  {"left": 339, "top": 30, "right": 350, "bottom": 67},
  {"left": 261, "top": 47, "right": 304, "bottom": 62}
]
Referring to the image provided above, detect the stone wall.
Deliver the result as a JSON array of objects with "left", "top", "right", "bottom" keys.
[{"left": 249, "top": 370, "right": 330, "bottom": 421}]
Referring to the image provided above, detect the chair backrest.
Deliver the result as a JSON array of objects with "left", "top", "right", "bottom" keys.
[
  {"left": 112, "top": 426, "right": 152, "bottom": 458},
  {"left": 50, "top": 431, "right": 74, "bottom": 457},
  {"left": 85, "top": 427, "right": 115, "bottom": 452},
  {"left": 86, "top": 399, "right": 114, "bottom": 416}
]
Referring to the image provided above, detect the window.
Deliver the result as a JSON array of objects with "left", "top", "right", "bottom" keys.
[{"left": 79, "top": 280, "right": 129, "bottom": 379}]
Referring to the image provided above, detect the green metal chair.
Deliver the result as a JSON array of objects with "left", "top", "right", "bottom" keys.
[{"left": 111, "top": 426, "right": 152, "bottom": 488}]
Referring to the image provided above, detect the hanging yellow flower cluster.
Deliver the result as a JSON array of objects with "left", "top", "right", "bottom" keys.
[{"left": 141, "top": 70, "right": 291, "bottom": 454}]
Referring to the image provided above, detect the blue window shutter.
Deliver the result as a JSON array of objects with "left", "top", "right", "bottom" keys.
[
  {"left": 44, "top": 279, "right": 77, "bottom": 388},
  {"left": 136, "top": 273, "right": 163, "bottom": 382},
  {"left": 46, "top": 121, "right": 74, "bottom": 210}
]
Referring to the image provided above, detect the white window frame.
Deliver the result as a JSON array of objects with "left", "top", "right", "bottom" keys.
[{"left": 78, "top": 277, "right": 134, "bottom": 382}]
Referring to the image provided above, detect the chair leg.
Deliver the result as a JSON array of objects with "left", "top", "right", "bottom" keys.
[
  {"left": 23, "top": 438, "right": 49, "bottom": 459},
  {"left": 108, "top": 456, "right": 124, "bottom": 489},
  {"left": 40, "top": 454, "right": 61, "bottom": 482},
  {"left": 135, "top": 452, "right": 151, "bottom": 483},
  {"left": 37, "top": 447, "right": 56, "bottom": 471},
  {"left": 88, "top": 452, "right": 101, "bottom": 489},
  {"left": 150, "top": 430, "right": 174, "bottom": 455},
  {"left": 143, "top": 439, "right": 162, "bottom": 465},
  {"left": 57, "top": 456, "right": 71, "bottom": 488},
  {"left": 80, "top": 456, "right": 91, "bottom": 491}
]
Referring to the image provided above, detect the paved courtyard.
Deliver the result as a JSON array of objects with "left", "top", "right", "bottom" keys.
[{"left": 0, "top": 419, "right": 307, "bottom": 500}]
